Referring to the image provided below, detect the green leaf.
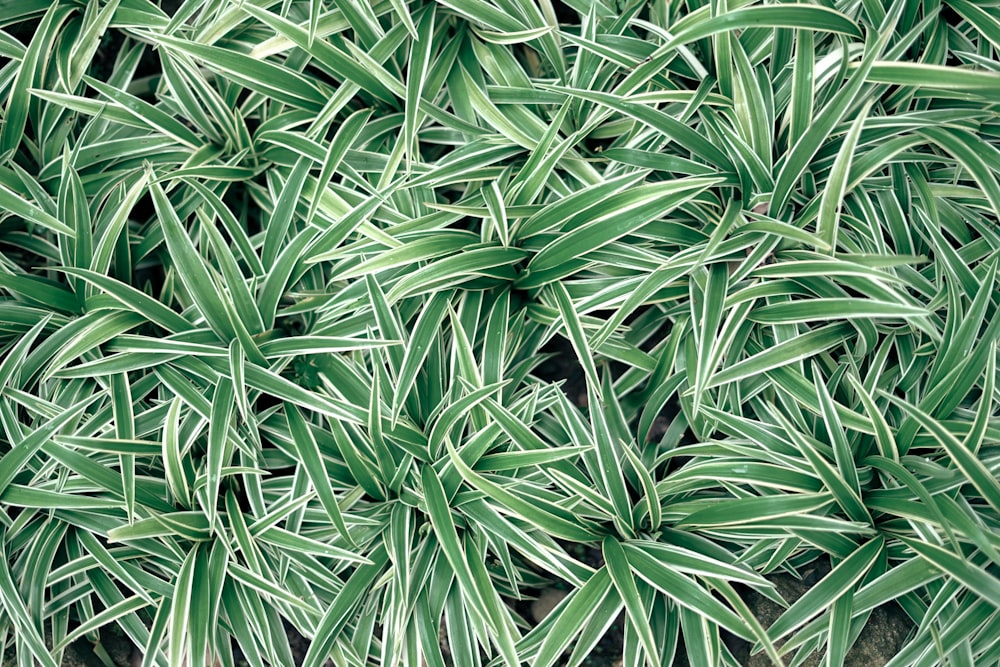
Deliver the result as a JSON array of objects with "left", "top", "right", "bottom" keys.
[
  {"left": 262, "top": 158, "right": 312, "bottom": 270},
  {"left": 624, "top": 544, "right": 754, "bottom": 641},
  {"left": 0, "top": 528, "right": 59, "bottom": 667},
  {"left": 0, "top": 3, "right": 74, "bottom": 160},
  {"left": 0, "top": 181, "right": 75, "bottom": 237},
  {"left": 162, "top": 396, "right": 193, "bottom": 509},
  {"left": 285, "top": 403, "right": 357, "bottom": 548},
  {"left": 168, "top": 546, "right": 199, "bottom": 665},
  {"left": 526, "top": 177, "right": 722, "bottom": 275},
  {"left": 675, "top": 494, "right": 833, "bottom": 529},
  {"left": 150, "top": 33, "right": 326, "bottom": 110},
  {"left": 239, "top": 4, "right": 397, "bottom": 104},
  {"left": 405, "top": 7, "right": 436, "bottom": 169},
  {"left": 674, "top": 5, "right": 863, "bottom": 43},
  {"left": 149, "top": 179, "right": 237, "bottom": 340},
  {"left": 817, "top": 103, "right": 870, "bottom": 252},
  {"left": 706, "top": 323, "right": 852, "bottom": 389},
  {"left": 603, "top": 537, "right": 662, "bottom": 665},
  {"left": 769, "top": 10, "right": 899, "bottom": 214},
  {"left": 0, "top": 398, "right": 95, "bottom": 496},
  {"left": 391, "top": 289, "right": 452, "bottom": 422},
  {"left": 864, "top": 62, "right": 1000, "bottom": 100},
  {"left": 443, "top": 437, "right": 601, "bottom": 542},
  {"left": 882, "top": 392, "right": 1000, "bottom": 515},
  {"left": 528, "top": 567, "right": 618, "bottom": 667},
  {"left": 84, "top": 76, "right": 203, "bottom": 148},
  {"left": 543, "top": 85, "right": 734, "bottom": 171},
  {"left": 766, "top": 538, "right": 883, "bottom": 642},
  {"left": 750, "top": 299, "right": 928, "bottom": 324}
]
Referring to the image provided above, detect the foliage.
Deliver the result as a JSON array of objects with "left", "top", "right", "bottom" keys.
[{"left": 2, "top": 0, "right": 1000, "bottom": 665}]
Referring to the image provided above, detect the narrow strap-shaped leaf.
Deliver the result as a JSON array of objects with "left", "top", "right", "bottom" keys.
[
  {"left": 197, "top": 209, "right": 266, "bottom": 336},
  {"left": 770, "top": 409, "right": 871, "bottom": 525},
  {"left": 301, "top": 545, "right": 388, "bottom": 667},
  {"left": 404, "top": 7, "right": 436, "bottom": 170},
  {"left": 203, "top": 379, "right": 235, "bottom": 527},
  {"left": 624, "top": 545, "right": 755, "bottom": 641},
  {"left": 0, "top": 181, "right": 75, "bottom": 237},
  {"left": 603, "top": 537, "right": 662, "bottom": 665},
  {"left": 286, "top": 403, "right": 357, "bottom": 548},
  {"left": 766, "top": 537, "right": 883, "bottom": 642},
  {"left": 769, "top": 8, "right": 899, "bottom": 215},
  {"left": 308, "top": 107, "right": 374, "bottom": 225},
  {"left": 817, "top": 102, "right": 870, "bottom": 252},
  {"left": 750, "top": 298, "right": 927, "bottom": 324},
  {"left": 110, "top": 373, "right": 137, "bottom": 523},
  {"left": 882, "top": 392, "right": 1000, "bottom": 515},
  {"left": 391, "top": 290, "right": 452, "bottom": 423},
  {"left": 675, "top": 493, "right": 833, "bottom": 529},
  {"left": 162, "top": 396, "right": 193, "bottom": 509},
  {"left": 544, "top": 84, "right": 735, "bottom": 170},
  {"left": 707, "top": 322, "right": 852, "bottom": 389},
  {"left": 420, "top": 465, "right": 490, "bottom": 637},
  {"left": 149, "top": 33, "right": 326, "bottom": 110},
  {"left": 0, "top": 3, "right": 75, "bottom": 160},
  {"left": 0, "top": 528, "right": 59, "bottom": 667},
  {"left": 262, "top": 158, "right": 312, "bottom": 270},
  {"left": 90, "top": 171, "right": 149, "bottom": 278},
  {"left": 84, "top": 76, "right": 202, "bottom": 147},
  {"left": 168, "top": 545, "right": 199, "bottom": 666},
  {"left": 0, "top": 398, "right": 95, "bottom": 495},
  {"left": 239, "top": 4, "right": 397, "bottom": 104},
  {"left": 526, "top": 177, "right": 721, "bottom": 274},
  {"left": 444, "top": 437, "right": 601, "bottom": 541},
  {"left": 526, "top": 567, "right": 618, "bottom": 667},
  {"left": 149, "top": 179, "right": 237, "bottom": 340}
]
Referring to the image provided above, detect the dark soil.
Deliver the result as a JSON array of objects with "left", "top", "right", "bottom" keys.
[
  {"left": 730, "top": 558, "right": 912, "bottom": 666},
  {"left": 0, "top": 627, "right": 132, "bottom": 667},
  {"left": 534, "top": 334, "right": 591, "bottom": 408}
]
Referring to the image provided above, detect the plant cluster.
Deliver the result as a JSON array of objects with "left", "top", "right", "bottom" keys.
[{"left": 2, "top": 0, "right": 1000, "bottom": 665}]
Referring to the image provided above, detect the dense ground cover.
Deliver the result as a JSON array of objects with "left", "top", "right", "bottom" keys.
[{"left": 2, "top": 0, "right": 1000, "bottom": 665}]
